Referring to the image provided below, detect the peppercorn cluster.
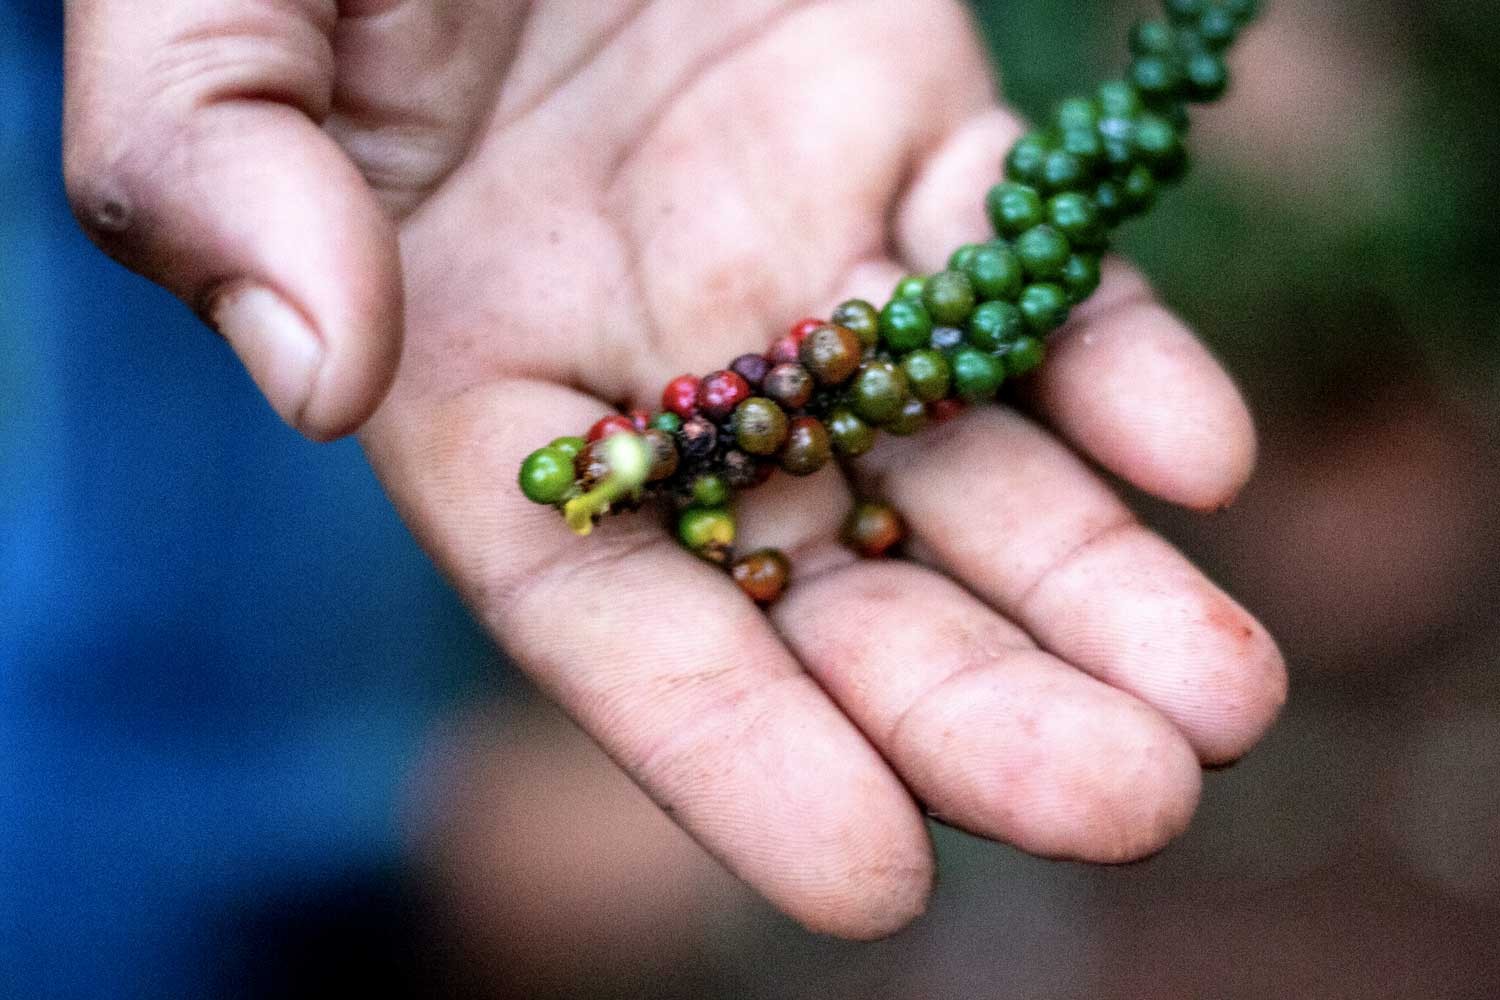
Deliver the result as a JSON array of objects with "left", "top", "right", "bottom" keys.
[{"left": 518, "top": 0, "right": 1261, "bottom": 606}]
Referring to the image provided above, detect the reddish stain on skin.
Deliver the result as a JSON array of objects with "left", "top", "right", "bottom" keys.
[{"left": 1204, "top": 594, "right": 1257, "bottom": 650}]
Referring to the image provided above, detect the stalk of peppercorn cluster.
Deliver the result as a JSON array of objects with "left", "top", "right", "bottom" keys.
[{"left": 518, "top": 0, "right": 1262, "bottom": 606}]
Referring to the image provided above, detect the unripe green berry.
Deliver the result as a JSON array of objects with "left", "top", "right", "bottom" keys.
[
  {"left": 1122, "top": 164, "right": 1159, "bottom": 214},
  {"left": 1048, "top": 192, "right": 1107, "bottom": 249},
  {"left": 883, "top": 396, "right": 929, "bottom": 437},
  {"left": 692, "top": 474, "right": 729, "bottom": 508},
  {"left": 678, "top": 506, "right": 736, "bottom": 560},
  {"left": 732, "top": 397, "right": 789, "bottom": 456},
  {"left": 1130, "top": 54, "right": 1184, "bottom": 101},
  {"left": 648, "top": 413, "right": 681, "bottom": 434},
  {"left": 1005, "top": 133, "right": 1053, "bottom": 187},
  {"left": 879, "top": 298, "right": 934, "bottom": 353},
  {"left": 1062, "top": 253, "right": 1103, "bottom": 305},
  {"left": 1184, "top": 50, "right": 1229, "bottom": 101},
  {"left": 923, "top": 270, "right": 978, "bottom": 326},
  {"left": 1041, "top": 149, "right": 1089, "bottom": 192},
  {"left": 1093, "top": 179, "right": 1126, "bottom": 227},
  {"left": 1054, "top": 96, "right": 1101, "bottom": 131},
  {"left": 828, "top": 407, "right": 876, "bottom": 457},
  {"left": 850, "top": 361, "right": 909, "bottom": 425},
  {"left": 549, "top": 436, "right": 587, "bottom": 460},
  {"left": 830, "top": 299, "right": 880, "bottom": 348},
  {"left": 1164, "top": 0, "right": 1205, "bottom": 25},
  {"left": 987, "top": 182, "right": 1046, "bottom": 238},
  {"left": 1059, "top": 126, "right": 1105, "bottom": 172},
  {"left": 948, "top": 244, "right": 983, "bottom": 272},
  {"left": 893, "top": 275, "right": 927, "bottom": 301},
  {"left": 1130, "top": 19, "right": 1177, "bottom": 57},
  {"left": 1197, "top": 7, "right": 1238, "bottom": 49},
  {"left": 1018, "top": 283, "right": 1071, "bottom": 334},
  {"left": 968, "top": 300, "right": 1027, "bottom": 352},
  {"left": 1131, "top": 113, "right": 1184, "bottom": 171},
  {"left": 1015, "top": 225, "right": 1073, "bottom": 280},
  {"left": 1097, "top": 80, "right": 1144, "bottom": 118},
  {"left": 900, "top": 349, "right": 952, "bottom": 403},
  {"left": 963, "top": 243, "right": 1024, "bottom": 301},
  {"left": 519, "top": 446, "right": 575, "bottom": 505},
  {"left": 950, "top": 347, "right": 1005, "bottom": 401},
  {"left": 1004, "top": 336, "right": 1046, "bottom": 377}
]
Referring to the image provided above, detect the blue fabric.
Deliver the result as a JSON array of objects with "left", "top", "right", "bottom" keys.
[{"left": 0, "top": 8, "right": 488, "bottom": 996}]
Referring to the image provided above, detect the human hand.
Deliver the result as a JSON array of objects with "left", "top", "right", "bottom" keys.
[{"left": 64, "top": 0, "right": 1286, "bottom": 938}]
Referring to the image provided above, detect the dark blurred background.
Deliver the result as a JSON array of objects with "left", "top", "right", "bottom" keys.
[{"left": 5, "top": 1, "right": 1500, "bottom": 997}]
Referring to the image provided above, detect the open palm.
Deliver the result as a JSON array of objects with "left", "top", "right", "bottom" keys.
[{"left": 65, "top": 0, "right": 1285, "bottom": 937}]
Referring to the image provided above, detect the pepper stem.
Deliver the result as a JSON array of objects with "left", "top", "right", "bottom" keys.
[{"left": 562, "top": 433, "right": 651, "bottom": 536}]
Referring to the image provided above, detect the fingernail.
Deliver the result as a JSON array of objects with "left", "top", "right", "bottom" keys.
[{"left": 210, "top": 284, "right": 324, "bottom": 437}]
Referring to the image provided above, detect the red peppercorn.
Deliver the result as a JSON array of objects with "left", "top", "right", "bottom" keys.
[
  {"left": 662, "top": 375, "right": 700, "bottom": 419},
  {"left": 586, "top": 414, "right": 637, "bottom": 442},
  {"left": 627, "top": 408, "right": 652, "bottom": 432},
  {"left": 697, "top": 370, "right": 752, "bottom": 421},
  {"left": 766, "top": 335, "right": 801, "bottom": 366},
  {"left": 790, "top": 317, "right": 824, "bottom": 343},
  {"left": 929, "top": 399, "right": 967, "bottom": 424}
]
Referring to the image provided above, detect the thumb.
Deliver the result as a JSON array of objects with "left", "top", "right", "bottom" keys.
[{"left": 63, "top": 0, "right": 401, "bottom": 442}]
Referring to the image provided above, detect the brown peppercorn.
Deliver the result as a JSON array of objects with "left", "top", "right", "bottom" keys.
[
  {"left": 798, "top": 324, "right": 862, "bottom": 386},
  {"left": 780, "top": 417, "right": 832, "bottom": 476},
  {"left": 732, "top": 549, "right": 792, "bottom": 605},
  {"left": 883, "top": 396, "right": 929, "bottom": 437},
  {"left": 732, "top": 397, "right": 790, "bottom": 456},
  {"left": 842, "top": 501, "right": 906, "bottom": 558},
  {"left": 574, "top": 440, "right": 612, "bottom": 492},
  {"left": 722, "top": 450, "right": 767, "bottom": 490},
  {"left": 762, "top": 363, "right": 814, "bottom": 410},
  {"left": 641, "top": 429, "right": 680, "bottom": 482}
]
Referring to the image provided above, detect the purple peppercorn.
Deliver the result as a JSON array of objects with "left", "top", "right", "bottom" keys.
[{"left": 730, "top": 353, "right": 771, "bottom": 390}]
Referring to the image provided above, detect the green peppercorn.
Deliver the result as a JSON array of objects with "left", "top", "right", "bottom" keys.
[
  {"left": 850, "top": 361, "right": 909, "bottom": 425},
  {"left": 648, "top": 413, "right": 681, "bottom": 434},
  {"left": 1004, "top": 336, "right": 1046, "bottom": 377},
  {"left": 1129, "top": 19, "right": 1177, "bottom": 56},
  {"left": 951, "top": 346, "right": 1005, "bottom": 401},
  {"left": 1062, "top": 253, "right": 1103, "bottom": 305},
  {"left": 899, "top": 349, "right": 951, "bottom": 403},
  {"left": 962, "top": 242, "right": 1024, "bottom": 301},
  {"left": 548, "top": 436, "right": 587, "bottom": 460},
  {"left": 1093, "top": 179, "right": 1126, "bottom": 227},
  {"left": 884, "top": 396, "right": 929, "bottom": 437},
  {"left": 986, "top": 182, "right": 1046, "bottom": 238},
  {"left": 1097, "top": 80, "right": 1144, "bottom": 118},
  {"left": 1132, "top": 113, "right": 1184, "bottom": 171},
  {"left": 828, "top": 407, "right": 876, "bottom": 457},
  {"left": 519, "top": 446, "right": 576, "bottom": 505},
  {"left": 948, "top": 244, "right": 983, "bottom": 272},
  {"left": 799, "top": 324, "right": 862, "bottom": 386},
  {"left": 1183, "top": 50, "right": 1228, "bottom": 101},
  {"left": 1047, "top": 192, "right": 1107, "bottom": 249},
  {"left": 1040, "top": 149, "right": 1089, "bottom": 193},
  {"left": 1054, "top": 96, "right": 1101, "bottom": 131},
  {"left": 1018, "top": 283, "right": 1071, "bottom": 334},
  {"left": 692, "top": 473, "right": 729, "bottom": 508},
  {"left": 1197, "top": 7, "right": 1238, "bottom": 49},
  {"left": 879, "top": 297, "right": 934, "bottom": 353},
  {"left": 763, "top": 363, "right": 814, "bottom": 410},
  {"left": 1121, "top": 164, "right": 1159, "bottom": 214},
  {"left": 1015, "top": 225, "right": 1073, "bottom": 280},
  {"left": 1164, "top": 0, "right": 1205, "bottom": 25},
  {"left": 1005, "top": 132, "right": 1052, "bottom": 187},
  {"left": 893, "top": 275, "right": 928, "bottom": 301},
  {"left": 678, "top": 506, "right": 736, "bottom": 564},
  {"left": 780, "top": 417, "right": 832, "bottom": 476},
  {"left": 830, "top": 299, "right": 880, "bottom": 348},
  {"left": 1060, "top": 126, "right": 1105, "bottom": 173},
  {"left": 1130, "top": 54, "right": 1184, "bottom": 101},
  {"left": 922, "top": 270, "right": 978, "bottom": 327},
  {"left": 969, "top": 300, "right": 1027, "bottom": 352},
  {"left": 732, "top": 397, "right": 790, "bottom": 456}
]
